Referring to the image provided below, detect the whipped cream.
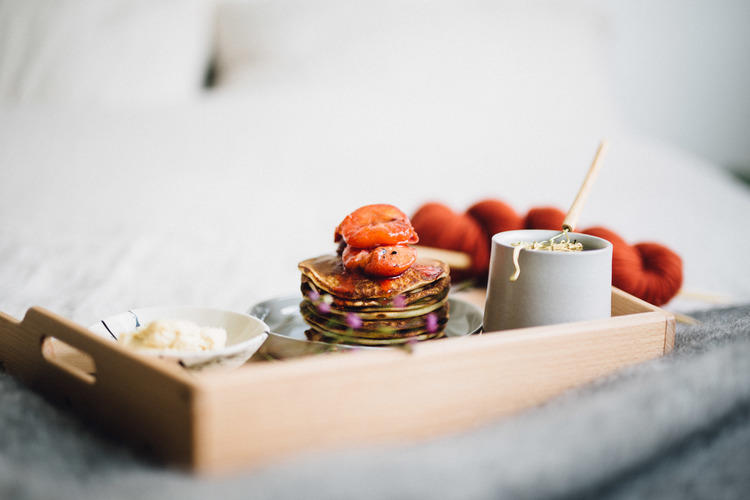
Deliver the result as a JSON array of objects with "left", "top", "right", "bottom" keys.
[{"left": 118, "top": 319, "right": 227, "bottom": 352}]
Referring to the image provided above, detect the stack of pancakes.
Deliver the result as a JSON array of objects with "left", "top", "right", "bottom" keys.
[{"left": 298, "top": 254, "right": 450, "bottom": 346}]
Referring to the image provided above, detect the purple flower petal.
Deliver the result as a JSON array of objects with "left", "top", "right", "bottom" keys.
[
  {"left": 346, "top": 312, "right": 363, "bottom": 329},
  {"left": 317, "top": 302, "right": 331, "bottom": 314},
  {"left": 393, "top": 294, "right": 406, "bottom": 308},
  {"left": 425, "top": 312, "right": 438, "bottom": 333},
  {"left": 307, "top": 290, "right": 320, "bottom": 302}
]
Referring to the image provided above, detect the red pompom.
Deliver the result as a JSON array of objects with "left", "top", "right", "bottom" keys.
[{"left": 412, "top": 199, "right": 683, "bottom": 306}]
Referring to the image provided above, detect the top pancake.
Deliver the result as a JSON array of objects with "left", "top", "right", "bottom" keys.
[{"left": 298, "top": 254, "right": 449, "bottom": 300}]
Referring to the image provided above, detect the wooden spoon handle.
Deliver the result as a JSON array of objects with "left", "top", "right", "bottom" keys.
[{"left": 562, "top": 139, "right": 609, "bottom": 232}]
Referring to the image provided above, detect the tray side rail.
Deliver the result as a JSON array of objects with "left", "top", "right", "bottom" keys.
[
  {"left": 192, "top": 297, "right": 673, "bottom": 474},
  {"left": 0, "top": 289, "right": 674, "bottom": 474}
]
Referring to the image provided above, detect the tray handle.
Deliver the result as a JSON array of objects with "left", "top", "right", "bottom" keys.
[
  {"left": 0, "top": 307, "right": 189, "bottom": 396},
  {"left": 1, "top": 307, "right": 110, "bottom": 387}
]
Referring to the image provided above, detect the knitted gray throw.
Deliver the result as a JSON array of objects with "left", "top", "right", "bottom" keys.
[{"left": 1, "top": 304, "right": 749, "bottom": 500}]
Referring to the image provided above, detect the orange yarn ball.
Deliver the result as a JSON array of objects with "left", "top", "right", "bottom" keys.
[
  {"left": 576, "top": 227, "right": 683, "bottom": 306},
  {"left": 410, "top": 202, "right": 494, "bottom": 282},
  {"left": 524, "top": 207, "right": 566, "bottom": 230},
  {"left": 466, "top": 199, "right": 525, "bottom": 237},
  {"left": 412, "top": 199, "right": 683, "bottom": 306}
]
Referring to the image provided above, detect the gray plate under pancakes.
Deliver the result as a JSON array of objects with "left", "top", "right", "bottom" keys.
[{"left": 249, "top": 296, "right": 483, "bottom": 359}]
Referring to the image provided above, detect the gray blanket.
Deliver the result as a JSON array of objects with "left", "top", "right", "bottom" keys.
[{"left": 1, "top": 305, "right": 749, "bottom": 500}]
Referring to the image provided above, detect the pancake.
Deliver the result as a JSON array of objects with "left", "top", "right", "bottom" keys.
[
  {"left": 298, "top": 254, "right": 451, "bottom": 346},
  {"left": 300, "top": 299, "right": 449, "bottom": 336},
  {"left": 305, "top": 326, "right": 446, "bottom": 347},
  {"left": 298, "top": 255, "right": 449, "bottom": 301},
  {"left": 299, "top": 277, "right": 449, "bottom": 312}
]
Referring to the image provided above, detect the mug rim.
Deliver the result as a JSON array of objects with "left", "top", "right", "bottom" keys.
[{"left": 492, "top": 229, "right": 612, "bottom": 253}]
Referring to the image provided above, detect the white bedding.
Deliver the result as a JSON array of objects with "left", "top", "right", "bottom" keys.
[{"left": 1, "top": 0, "right": 749, "bottom": 319}]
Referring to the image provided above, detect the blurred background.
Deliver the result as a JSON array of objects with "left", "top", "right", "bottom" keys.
[
  {"left": 585, "top": 0, "right": 750, "bottom": 183},
  {"left": 2, "top": 0, "right": 749, "bottom": 183}
]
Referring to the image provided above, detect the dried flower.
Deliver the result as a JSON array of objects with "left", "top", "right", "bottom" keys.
[
  {"left": 346, "top": 312, "right": 363, "bottom": 329},
  {"left": 309, "top": 290, "right": 332, "bottom": 314},
  {"left": 399, "top": 337, "right": 418, "bottom": 353},
  {"left": 425, "top": 312, "right": 438, "bottom": 333},
  {"left": 392, "top": 294, "right": 406, "bottom": 308}
]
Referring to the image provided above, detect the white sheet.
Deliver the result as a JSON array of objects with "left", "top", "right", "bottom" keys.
[{"left": 0, "top": 0, "right": 212, "bottom": 107}]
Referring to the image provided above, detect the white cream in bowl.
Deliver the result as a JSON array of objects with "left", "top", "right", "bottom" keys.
[{"left": 90, "top": 306, "right": 269, "bottom": 370}]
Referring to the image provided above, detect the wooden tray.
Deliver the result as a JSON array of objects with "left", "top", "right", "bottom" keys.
[{"left": 0, "top": 287, "right": 674, "bottom": 475}]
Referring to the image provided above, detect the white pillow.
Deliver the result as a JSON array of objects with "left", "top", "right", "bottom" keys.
[
  {"left": 213, "top": 0, "right": 619, "bottom": 132},
  {"left": 0, "top": 0, "right": 213, "bottom": 107}
]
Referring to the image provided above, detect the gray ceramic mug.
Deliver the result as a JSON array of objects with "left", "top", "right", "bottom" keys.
[{"left": 483, "top": 230, "right": 613, "bottom": 332}]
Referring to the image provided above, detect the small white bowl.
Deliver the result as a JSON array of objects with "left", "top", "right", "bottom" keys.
[{"left": 89, "top": 306, "right": 269, "bottom": 370}]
